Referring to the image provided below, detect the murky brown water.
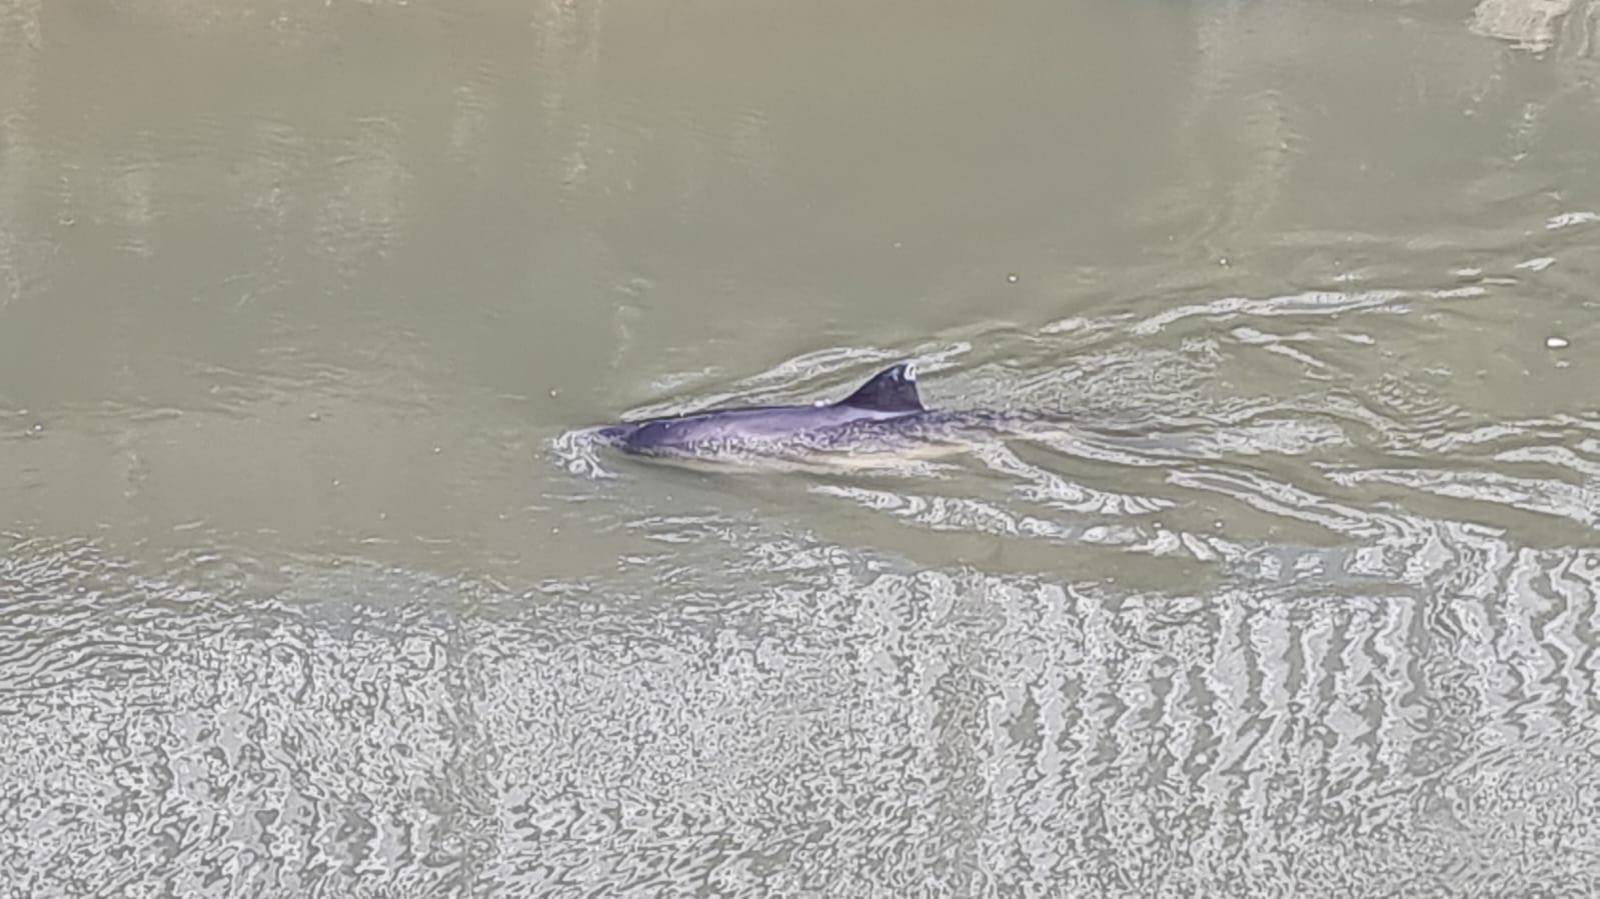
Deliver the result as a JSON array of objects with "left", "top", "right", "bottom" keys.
[{"left": 4, "top": 0, "right": 1600, "bottom": 894}]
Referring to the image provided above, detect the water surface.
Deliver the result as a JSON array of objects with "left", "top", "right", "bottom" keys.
[{"left": 3, "top": 0, "right": 1600, "bottom": 894}]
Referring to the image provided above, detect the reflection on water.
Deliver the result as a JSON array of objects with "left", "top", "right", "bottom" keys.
[
  {"left": 312, "top": 117, "right": 413, "bottom": 272},
  {"left": 1472, "top": 0, "right": 1579, "bottom": 50},
  {"left": 4, "top": 0, "right": 1600, "bottom": 894},
  {"left": 6, "top": 511, "right": 1600, "bottom": 893}
]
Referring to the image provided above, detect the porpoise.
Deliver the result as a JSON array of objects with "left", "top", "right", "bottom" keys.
[{"left": 593, "top": 363, "right": 1028, "bottom": 467}]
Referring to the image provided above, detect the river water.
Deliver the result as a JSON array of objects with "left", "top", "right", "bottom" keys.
[{"left": 3, "top": 0, "right": 1600, "bottom": 895}]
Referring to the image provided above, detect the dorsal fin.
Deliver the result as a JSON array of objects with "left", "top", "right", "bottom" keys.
[{"left": 837, "top": 363, "right": 924, "bottom": 412}]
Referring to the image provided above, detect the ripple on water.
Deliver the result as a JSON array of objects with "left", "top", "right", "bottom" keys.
[
  {"left": 0, "top": 542, "right": 501, "bottom": 896},
  {"left": 530, "top": 281, "right": 1600, "bottom": 891},
  {"left": 4, "top": 498, "right": 1600, "bottom": 895},
  {"left": 12, "top": 255, "right": 1600, "bottom": 893}
]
